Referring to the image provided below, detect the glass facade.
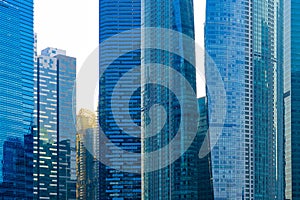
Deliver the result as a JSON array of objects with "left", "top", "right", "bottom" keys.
[
  {"left": 98, "top": 0, "right": 142, "bottom": 199},
  {"left": 76, "top": 109, "right": 99, "bottom": 199},
  {"left": 205, "top": 1, "right": 254, "bottom": 198},
  {"left": 283, "top": 0, "right": 300, "bottom": 199},
  {"left": 141, "top": 0, "right": 198, "bottom": 199},
  {"left": 0, "top": 0, "right": 34, "bottom": 198},
  {"left": 34, "top": 48, "right": 76, "bottom": 199},
  {"left": 198, "top": 97, "right": 214, "bottom": 199},
  {"left": 205, "top": 0, "right": 283, "bottom": 199},
  {"left": 253, "top": 0, "right": 284, "bottom": 199}
]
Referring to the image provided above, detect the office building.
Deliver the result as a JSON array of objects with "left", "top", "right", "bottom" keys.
[
  {"left": 205, "top": 0, "right": 283, "bottom": 199},
  {"left": 98, "top": 0, "right": 142, "bottom": 199},
  {"left": 76, "top": 109, "right": 99, "bottom": 200},
  {"left": 283, "top": 0, "right": 300, "bottom": 199},
  {"left": 197, "top": 97, "right": 214, "bottom": 199},
  {"left": 33, "top": 47, "right": 76, "bottom": 199},
  {"left": 0, "top": 0, "right": 34, "bottom": 198},
  {"left": 141, "top": 1, "right": 199, "bottom": 199}
]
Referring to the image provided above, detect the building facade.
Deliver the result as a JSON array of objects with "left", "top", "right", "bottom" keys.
[
  {"left": 205, "top": 0, "right": 283, "bottom": 199},
  {"left": 141, "top": 0, "right": 198, "bottom": 199},
  {"left": 76, "top": 109, "right": 99, "bottom": 199},
  {"left": 283, "top": 0, "right": 300, "bottom": 199},
  {"left": 98, "top": 0, "right": 142, "bottom": 199},
  {"left": 33, "top": 48, "right": 76, "bottom": 199},
  {"left": 0, "top": 0, "right": 34, "bottom": 198},
  {"left": 197, "top": 97, "right": 214, "bottom": 199}
]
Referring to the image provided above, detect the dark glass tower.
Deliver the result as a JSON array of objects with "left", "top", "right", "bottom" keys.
[
  {"left": 141, "top": 1, "right": 198, "bottom": 199},
  {"left": 34, "top": 48, "right": 76, "bottom": 199},
  {"left": 98, "top": 0, "right": 141, "bottom": 199},
  {"left": 0, "top": 0, "right": 34, "bottom": 198},
  {"left": 205, "top": 0, "right": 283, "bottom": 199},
  {"left": 253, "top": 0, "right": 284, "bottom": 199},
  {"left": 283, "top": 0, "right": 300, "bottom": 199},
  {"left": 198, "top": 97, "right": 214, "bottom": 199}
]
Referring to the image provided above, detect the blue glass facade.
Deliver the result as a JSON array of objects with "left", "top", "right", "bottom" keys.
[
  {"left": 34, "top": 48, "right": 76, "bottom": 199},
  {"left": 198, "top": 97, "right": 214, "bottom": 199},
  {"left": 205, "top": 1, "right": 254, "bottom": 198},
  {"left": 141, "top": 0, "right": 198, "bottom": 199},
  {"left": 205, "top": 0, "right": 283, "bottom": 199},
  {"left": 98, "top": 0, "right": 142, "bottom": 199},
  {"left": 253, "top": 0, "right": 284, "bottom": 199},
  {"left": 0, "top": 0, "right": 34, "bottom": 198},
  {"left": 283, "top": 0, "right": 300, "bottom": 199}
]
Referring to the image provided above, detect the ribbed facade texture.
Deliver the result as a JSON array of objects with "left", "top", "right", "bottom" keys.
[
  {"left": 98, "top": 0, "right": 142, "bottom": 199},
  {"left": 0, "top": 0, "right": 34, "bottom": 198},
  {"left": 33, "top": 48, "right": 76, "bottom": 199}
]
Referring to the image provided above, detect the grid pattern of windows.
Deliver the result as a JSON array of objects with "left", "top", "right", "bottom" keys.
[
  {"left": 98, "top": 0, "right": 142, "bottom": 199},
  {"left": 0, "top": 0, "right": 34, "bottom": 198},
  {"left": 205, "top": 1, "right": 254, "bottom": 199},
  {"left": 206, "top": 0, "right": 283, "bottom": 199}
]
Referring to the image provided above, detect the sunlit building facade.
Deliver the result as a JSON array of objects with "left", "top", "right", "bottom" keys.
[{"left": 76, "top": 109, "right": 99, "bottom": 200}]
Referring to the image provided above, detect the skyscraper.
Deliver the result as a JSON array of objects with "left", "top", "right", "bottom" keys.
[
  {"left": 141, "top": 1, "right": 198, "bottom": 199},
  {"left": 98, "top": 0, "right": 142, "bottom": 199},
  {"left": 283, "top": 0, "right": 300, "bottom": 199},
  {"left": 197, "top": 97, "right": 214, "bottom": 199},
  {"left": 205, "top": 0, "right": 283, "bottom": 199},
  {"left": 0, "top": 0, "right": 34, "bottom": 198},
  {"left": 76, "top": 109, "right": 99, "bottom": 199},
  {"left": 33, "top": 47, "right": 76, "bottom": 199}
]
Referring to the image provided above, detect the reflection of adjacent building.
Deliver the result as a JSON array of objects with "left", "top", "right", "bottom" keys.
[
  {"left": 0, "top": 133, "right": 33, "bottom": 198},
  {"left": 76, "top": 109, "right": 99, "bottom": 200},
  {"left": 33, "top": 47, "right": 76, "bottom": 199},
  {"left": 0, "top": 0, "right": 34, "bottom": 198}
]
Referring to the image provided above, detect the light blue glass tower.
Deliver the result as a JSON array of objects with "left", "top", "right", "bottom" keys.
[
  {"left": 141, "top": 1, "right": 198, "bottom": 199},
  {"left": 205, "top": 0, "right": 283, "bottom": 199},
  {"left": 0, "top": 0, "right": 34, "bottom": 198},
  {"left": 34, "top": 48, "right": 76, "bottom": 199},
  {"left": 283, "top": 0, "right": 300, "bottom": 199},
  {"left": 98, "top": 0, "right": 142, "bottom": 199}
]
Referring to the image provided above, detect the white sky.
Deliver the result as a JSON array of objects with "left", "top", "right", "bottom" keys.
[{"left": 34, "top": 0, "right": 206, "bottom": 97}]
